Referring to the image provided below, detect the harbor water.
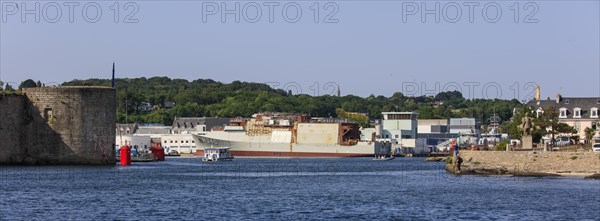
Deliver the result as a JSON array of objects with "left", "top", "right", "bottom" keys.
[{"left": 1, "top": 158, "right": 599, "bottom": 220}]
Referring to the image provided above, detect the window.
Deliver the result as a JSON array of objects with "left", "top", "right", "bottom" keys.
[
  {"left": 43, "top": 108, "right": 53, "bottom": 122},
  {"left": 164, "top": 141, "right": 167, "bottom": 143},
  {"left": 559, "top": 108, "right": 567, "bottom": 118},
  {"left": 565, "top": 100, "right": 569, "bottom": 104},
  {"left": 591, "top": 108, "right": 598, "bottom": 118},
  {"left": 536, "top": 108, "right": 544, "bottom": 118},
  {"left": 170, "top": 141, "right": 173, "bottom": 143},
  {"left": 574, "top": 108, "right": 581, "bottom": 118},
  {"left": 385, "top": 114, "right": 412, "bottom": 120},
  {"left": 395, "top": 135, "right": 399, "bottom": 139}
]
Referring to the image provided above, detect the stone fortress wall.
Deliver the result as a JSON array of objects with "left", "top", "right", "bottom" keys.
[{"left": 0, "top": 87, "right": 116, "bottom": 165}]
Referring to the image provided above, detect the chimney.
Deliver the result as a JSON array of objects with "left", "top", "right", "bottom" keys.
[{"left": 556, "top": 93, "right": 562, "bottom": 104}]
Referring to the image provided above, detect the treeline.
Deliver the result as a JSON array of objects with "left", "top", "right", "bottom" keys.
[
  {"left": 1, "top": 79, "right": 44, "bottom": 91},
  {"left": 57, "top": 77, "right": 523, "bottom": 128}
]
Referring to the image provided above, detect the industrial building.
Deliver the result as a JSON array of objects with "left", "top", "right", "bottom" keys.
[
  {"left": 449, "top": 118, "right": 481, "bottom": 145},
  {"left": 417, "top": 119, "right": 456, "bottom": 149},
  {"left": 376, "top": 112, "right": 429, "bottom": 154},
  {"left": 380, "top": 112, "right": 418, "bottom": 140},
  {"left": 114, "top": 117, "right": 231, "bottom": 155}
]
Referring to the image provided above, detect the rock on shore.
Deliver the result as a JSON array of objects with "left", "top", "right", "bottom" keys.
[
  {"left": 584, "top": 173, "right": 600, "bottom": 179},
  {"left": 424, "top": 156, "right": 447, "bottom": 162}
]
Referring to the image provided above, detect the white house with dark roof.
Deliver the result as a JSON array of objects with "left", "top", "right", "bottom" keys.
[
  {"left": 171, "top": 117, "right": 231, "bottom": 134},
  {"left": 113, "top": 117, "right": 232, "bottom": 154},
  {"left": 527, "top": 93, "right": 599, "bottom": 141},
  {"left": 116, "top": 124, "right": 138, "bottom": 135},
  {"left": 166, "top": 117, "right": 232, "bottom": 154},
  {"left": 114, "top": 123, "right": 153, "bottom": 148}
]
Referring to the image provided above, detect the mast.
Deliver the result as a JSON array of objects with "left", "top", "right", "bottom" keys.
[
  {"left": 125, "top": 85, "right": 128, "bottom": 124},
  {"left": 490, "top": 108, "right": 500, "bottom": 134}
]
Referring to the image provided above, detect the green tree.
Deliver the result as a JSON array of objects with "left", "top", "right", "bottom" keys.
[
  {"left": 5, "top": 84, "right": 15, "bottom": 92},
  {"left": 533, "top": 108, "right": 576, "bottom": 145},
  {"left": 144, "top": 109, "right": 173, "bottom": 125},
  {"left": 499, "top": 106, "right": 530, "bottom": 140},
  {"left": 495, "top": 140, "right": 509, "bottom": 151},
  {"left": 19, "top": 79, "right": 38, "bottom": 89},
  {"left": 336, "top": 108, "right": 369, "bottom": 127}
]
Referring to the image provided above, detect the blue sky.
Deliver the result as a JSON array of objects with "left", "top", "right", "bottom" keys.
[{"left": 1, "top": 0, "right": 598, "bottom": 101}]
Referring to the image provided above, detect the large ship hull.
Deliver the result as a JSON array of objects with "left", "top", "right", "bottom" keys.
[{"left": 192, "top": 132, "right": 374, "bottom": 157}]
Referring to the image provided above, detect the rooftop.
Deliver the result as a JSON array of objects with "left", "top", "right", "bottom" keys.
[{"left": 381, "top": 112, "right": 418, "bottom": 115}]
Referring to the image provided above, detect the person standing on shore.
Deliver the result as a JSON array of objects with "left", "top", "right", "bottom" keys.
[
  {"left": 453, "top": 140, "right": 459, "bottom": 156},
  {"left": 456, "top": 154, "right": 463, "bottom": 173}
]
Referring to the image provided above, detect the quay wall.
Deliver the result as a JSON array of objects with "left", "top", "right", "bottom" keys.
[
  {"left": 446, "top": 150, "right": 600, "bottom": 176},
  {"left": 0, "top": 87, "right": 116, "bottom": 165}
]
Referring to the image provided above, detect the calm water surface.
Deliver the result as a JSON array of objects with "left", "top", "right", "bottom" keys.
[{"left": 1, "top": 158, "right": 599, "bottom": 220}]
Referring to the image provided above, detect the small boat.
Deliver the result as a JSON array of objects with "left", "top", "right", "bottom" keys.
[
  {"left": 167, "top": 150, "right": 181, "bottom": 157},
  {"left": 372, "top": 155, "right": 395, "bottom": 161},
  {"left": 131, "top": 155, "right": 159, "bottom": 162},
  {"left": 202, "top": 147, "right": 234, "bottom": 162},
  {"left": 373, "top": 140, "right": 395, "bottom": 160}
]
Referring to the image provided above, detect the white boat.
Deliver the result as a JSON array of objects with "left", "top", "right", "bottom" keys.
[
  {"left": 202, "top": 147, "right": 234, "bottom": 162},
  {"left": 373, "top": 140, "right": 395, "bottom": 160},
  {"left": 372, "top": 155, "right": 395, "bottom": 161}
]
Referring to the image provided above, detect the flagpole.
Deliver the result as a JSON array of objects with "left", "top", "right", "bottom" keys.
[{"left": 112, "top": 62, "right": 115, "bottom": 88}]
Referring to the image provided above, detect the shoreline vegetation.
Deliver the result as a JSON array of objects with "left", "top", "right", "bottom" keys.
[
  {"left": 442, "top": 150, "right": 600, "bottom": 179},
  {"left": 5, "top": 77, "right": 522, "bottom": 126}
]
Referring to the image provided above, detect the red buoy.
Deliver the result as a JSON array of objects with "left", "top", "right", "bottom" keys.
[
  {"left": 119, "top": 146, "right": 131, "bottom": 166},
  {"left": 151, "top": 143, "right": 165, "bottom": 161}
]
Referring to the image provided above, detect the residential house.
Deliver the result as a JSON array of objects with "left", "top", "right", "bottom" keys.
[{"left": 527, "top": 93, "right": 599, "bottom": 141}]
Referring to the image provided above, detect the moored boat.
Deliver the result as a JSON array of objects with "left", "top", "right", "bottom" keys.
[
  {"left": 193, "top": 113, "right": 375, "bottom": 158},
  {"left": 373, "top": 140, "right": 395, "bottom": 160},
  {"left": 202, "top": 147, "right": 234, "bottom": 162}
]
